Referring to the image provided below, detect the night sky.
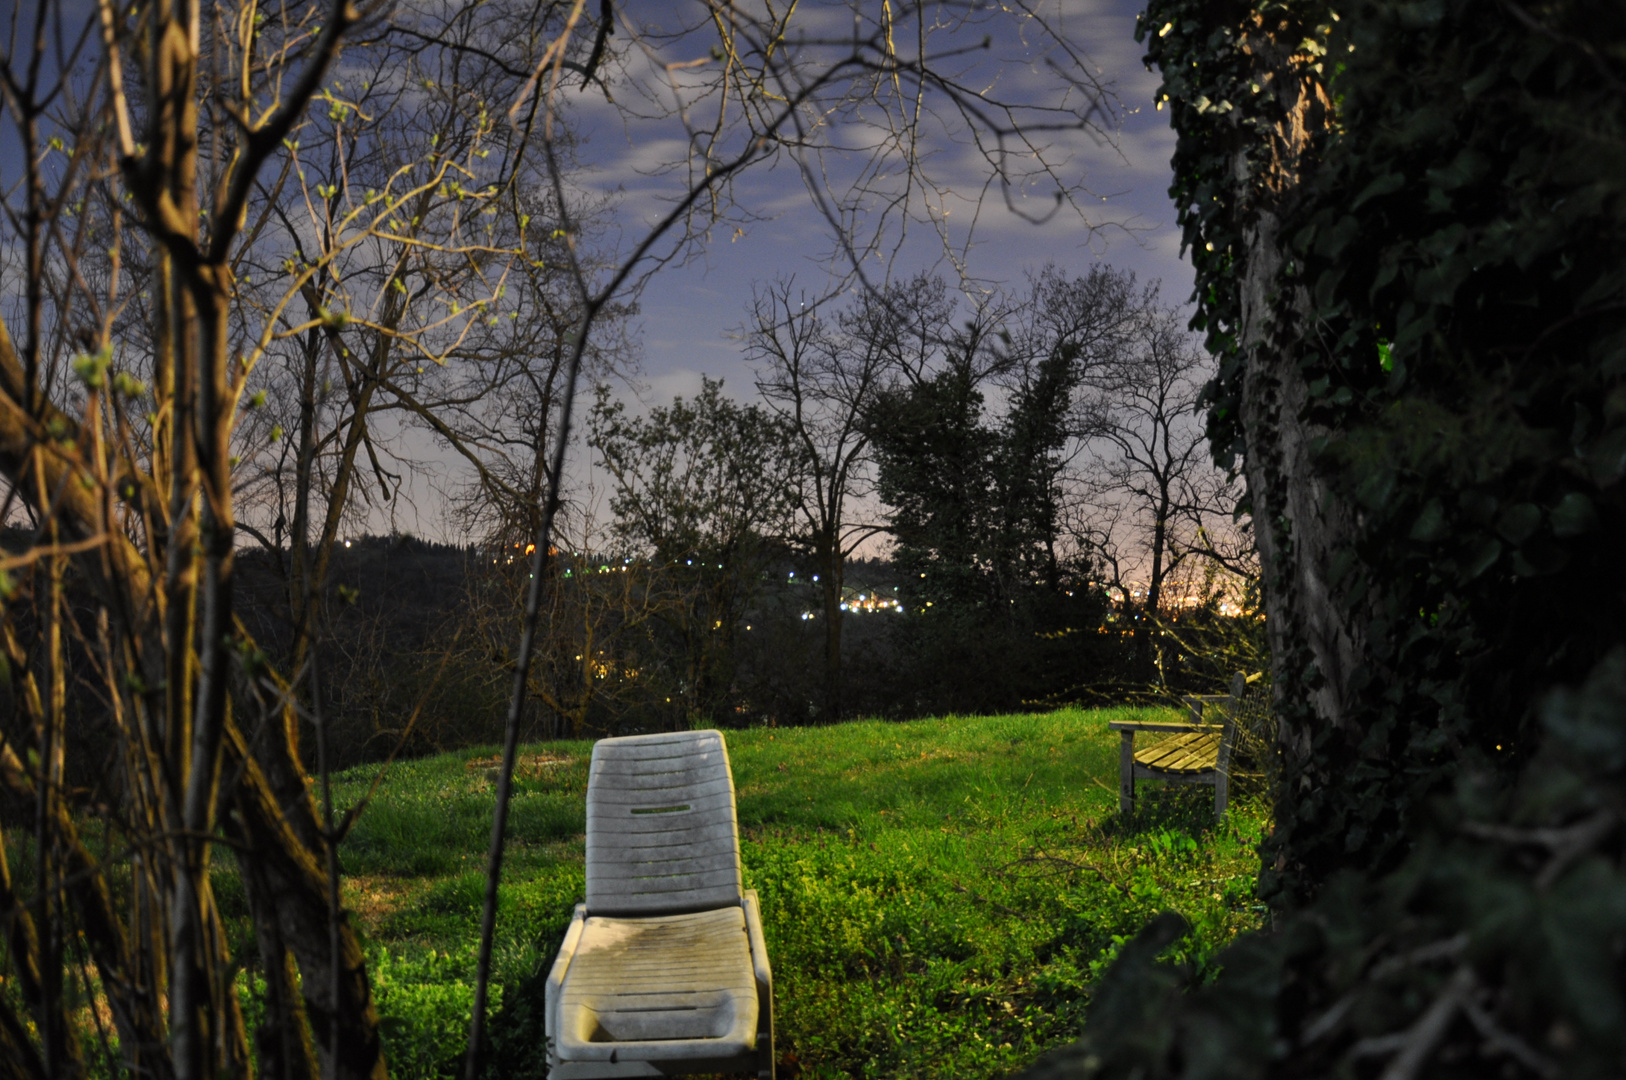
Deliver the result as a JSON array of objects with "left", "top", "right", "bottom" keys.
[
  {"left": 358, "top": 0, "right": 1193, "bottom": 539},
  {"left": 0, "top": 0, "right": 1193, "bottom": 541},
  {"left": 577, "top": 0, "right": 1188, "bottom": 408}
]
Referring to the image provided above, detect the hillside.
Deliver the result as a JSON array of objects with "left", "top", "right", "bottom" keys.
[{"left": 291, "top": 707, "right": 1269, "bottom": 1080}]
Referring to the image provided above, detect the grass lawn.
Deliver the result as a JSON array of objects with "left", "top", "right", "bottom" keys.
[{"left": 322, "top": 707, "right": 1269, "bottom": 1080}]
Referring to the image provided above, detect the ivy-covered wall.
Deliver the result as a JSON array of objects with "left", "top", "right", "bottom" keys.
[{"left": 1018, "top": 1, "right": 1626, "bottom": 1074}]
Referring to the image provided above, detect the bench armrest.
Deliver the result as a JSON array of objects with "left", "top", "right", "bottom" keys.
[
  {"left": 1107, "top": 720, "right": 1216, "bottom": 734},
  {"left": 545, "top": 903, "right": 588, "bottom": 1049}
]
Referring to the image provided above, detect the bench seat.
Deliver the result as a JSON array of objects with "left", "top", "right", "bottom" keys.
[
  {"left": 1108, "top": 673, "right": 1250, "bottom": 819},
  {"left": 1135, "top": 730, "right": 1223, "bottom": 774}
]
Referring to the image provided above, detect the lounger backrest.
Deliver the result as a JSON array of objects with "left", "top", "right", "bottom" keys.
[{"left": 584, "top": 729, "right": 743, "bottom": 916}]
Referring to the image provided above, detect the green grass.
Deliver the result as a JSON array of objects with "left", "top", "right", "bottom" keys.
[{"left": 325, "top": 707, "right": 1269, "bottom": 1080}]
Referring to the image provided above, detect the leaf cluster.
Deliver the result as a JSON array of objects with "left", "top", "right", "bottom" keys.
[
  {"left": 1019, "top": 648, "right": 1626, "bottom": 1080},
  {"left": 589, "top": 377, "right": 799, "bottom": 565},
  {"left": 1139, "top": 0, "right": 1626, "bottom": 897}
]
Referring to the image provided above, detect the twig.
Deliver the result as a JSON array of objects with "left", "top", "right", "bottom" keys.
[
  {"left": 1351, "top": 965, "right": 1474, "bottom": 1080},
  {"left": 1368, "top": 933, "right": 1469, "bottom": 980},
  {"left": 1462, "top": 996, "right": 1559, "bottom": 1079},
  {"left": 998, "top": 853, "right": 1088, "bottom": 876},
  {"left": 948, "top": 880, "right": 1023, "bottom": 919},
  {"left": 996, "top": 850, "right": 1130, "bottom": 897},
  {"left": 1460, "top": 810, "right": 1616, "bottom": 888},
  {"left": 332, "top": 630, "right": 464, "bottom": 843},
  {"left": 1305, "top": 934, "right": 1469, "bottom": 1048},
  {"left": 1300, "top": 993, "right": 1356, "bottom": 1046}
]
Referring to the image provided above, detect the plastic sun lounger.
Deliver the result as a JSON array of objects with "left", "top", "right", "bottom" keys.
[{"left": 545, "top": 730, "right": 774, "bottom": 1079}]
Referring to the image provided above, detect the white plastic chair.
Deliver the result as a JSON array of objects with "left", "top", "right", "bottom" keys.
[{"left": 545, "top": 730, "right": 774, "bottom": 1079}]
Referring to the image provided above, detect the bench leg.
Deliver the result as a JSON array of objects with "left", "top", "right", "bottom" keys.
[
  {"left": 1214, "top": 767, "right": 1228, "bottom": 820},
  {"left": 1118, "top": 731, "right": 1135, "bottom": 817}
]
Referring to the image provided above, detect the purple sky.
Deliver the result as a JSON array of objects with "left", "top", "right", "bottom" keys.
[
  {"left": 578, "top": 0, "right": 1188, "bottom": 407},
  {"left": 379, "top": 0, "right": 1196, "bottom": 540}
]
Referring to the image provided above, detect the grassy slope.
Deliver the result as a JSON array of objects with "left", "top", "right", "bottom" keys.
[{"left": 324, "top": 707, "right": 1268, "bottom": 1080}]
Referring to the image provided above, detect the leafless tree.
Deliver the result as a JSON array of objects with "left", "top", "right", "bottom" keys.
[
  {"left": 746, "top": 278, "right": 929, "bottom": 717},
  {"left": 1069, "top": 291, "right": 1249, "bottom": 682},
  {"left": 448, "top": 510, "right": 671, "bottom": 740}
]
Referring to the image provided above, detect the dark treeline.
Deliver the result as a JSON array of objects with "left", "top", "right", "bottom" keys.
[
  {"left": 248, "top": 264, "right": 1264, "bottom": 769},
  {"left": 243, "top": 532, "right": 1259, "bottom": 772}
]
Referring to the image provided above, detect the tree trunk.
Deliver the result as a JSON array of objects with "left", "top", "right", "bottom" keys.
[
  {"left": 1137, "top": 505, "right": 1169, "bottom": 684},
  {"left": 228, "top": 651, "right": 389, "bottom": 1080},
  {"left": 231, "top": 822, "right": 320, "bottom": 1080},
  {"left": 819, "top": 534, "right": 844, "bottom": 720},
  {"left": 224, "top": 712, "right": 389, "bottom": 1080},
  {"left": 1225, "top": 26, "right": 1367, "bottom": 902},
  {"left": 0, "top": 313, "right": 389, "bottom": 1078}
]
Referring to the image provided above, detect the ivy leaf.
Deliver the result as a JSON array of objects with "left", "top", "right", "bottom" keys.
[
  {"left": 1409, "top": 498, "right": 1447, "bottom": 542},
  {"left": 1586, "top": 427, "right": 1626, "bottom": 485},
  {"left": 1460, "top": 536, "right": 1502, "bottom": 580},
  {"left": 1495, "top": 502, "right": 1541, "bottom": 545},
  {"left": 1425, "top": 149, "right": 1488, "bottom": 192},
  {"left": 1550, "top": 492, "right": 1599, "bottom": 538},
  {"left": 1351, "top": 171, "right": 1405, "bottom": 209}
]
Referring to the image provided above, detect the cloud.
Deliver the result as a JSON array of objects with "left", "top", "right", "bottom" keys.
[{"left": 526, "top": 0, "right": 1194, "bottom": 396}]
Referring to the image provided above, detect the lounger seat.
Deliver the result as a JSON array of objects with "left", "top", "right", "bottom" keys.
[{"left": 556, "top": 905, "right": 757, "bottom": 1059}]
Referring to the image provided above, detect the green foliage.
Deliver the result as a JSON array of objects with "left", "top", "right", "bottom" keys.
[
  {"left": 312, "top": 709, "right": 1266, "bottom": 1080},
  {"left": 869, "top": 350, "right": 1006, "bottom": 608},
  {"left": 1139, "top": 0, "right": 1626, "bottom": 898},
  {"left": 1018, "top": 649, "right": 1626, "bottom": 1080},
  {"left": 863, "top": 269, "right": 1174, "bottom": 715},
  {"left": 588, "top": 377, "right": 801, "bottom": 722},
  {"left": 865, "top": 269, "right": 1127, "bottom": 617},
  {"left": 589, "top": 377, "right": 799, "bottom": 566},
  {"left": 370, "top": 947, "right": 499, "bottom": 1080}
]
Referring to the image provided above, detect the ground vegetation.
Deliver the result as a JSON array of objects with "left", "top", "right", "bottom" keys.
[{"left": 313, "top": 707, "right": 1269, "bottom": 1080}]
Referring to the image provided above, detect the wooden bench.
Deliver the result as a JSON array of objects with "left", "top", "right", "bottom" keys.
[{"left": 1109, "top": 672, "right": 1247, "bottom": 820}]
